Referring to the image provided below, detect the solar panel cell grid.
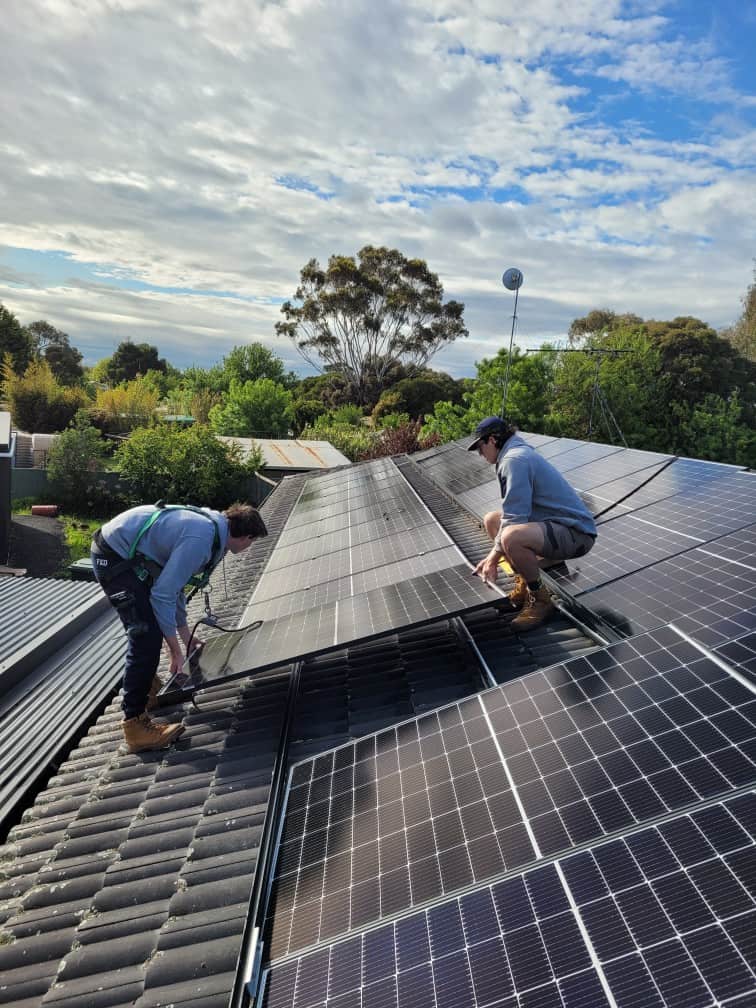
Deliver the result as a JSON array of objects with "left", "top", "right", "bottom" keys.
[
  {"left": 262, "top": 794, "right": 756, "bottom": 1008},
  {"left": 550, "top": 513, "right": 703, "bottom": 594},
  {"left": 265, "top": 627, "right": 756, "bottom": 959},
  {"left": 622, "top": 472, "right": 756, "bottom": 541},
  {"left": 567, "top": 451, "right": 671, "bottom": 493},
  {"left": 582, "top": 550, "right": 756, "bottom": 647}
]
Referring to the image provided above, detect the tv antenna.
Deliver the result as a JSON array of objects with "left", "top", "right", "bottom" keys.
[
  {"left": 500, "top": 267, "right": 523, "bottom": 417},
  {"left": 527, "top": 346, "right": 631, "bottom": 447}
]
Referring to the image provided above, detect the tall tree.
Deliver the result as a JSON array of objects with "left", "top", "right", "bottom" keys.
[
  {"left": 721, "top": 266, "right": 756, "bottom": 363},
  {"left": 26, "top": 320, "right": 83, "bottom": 385},
  {"left": 222, "top": 343, "right": 295, "bottom": 388},
  {"left": 276, "top": 246, "right": 467, "bottom": 405},
  {"left": 0, "top": 303, "right": 32, "bottom": 373},
  {"left": 208, "top": 378, "right": 294, "bottom": 438},
  {"left": 106, "top": 341, "right": 167, "bottom": 385}
]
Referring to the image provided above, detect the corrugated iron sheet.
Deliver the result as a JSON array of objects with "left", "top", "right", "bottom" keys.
[{"left": 219, "top": 436, "right": 351, "bottom": 470}]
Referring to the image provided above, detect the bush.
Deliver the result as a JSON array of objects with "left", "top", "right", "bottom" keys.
[
  {"left": 358, "top": 420, "right": 441, "bottom": 460},
  {"left": 4, "top": 359, "right": 90, "bottom": 432},
  {"left": 47, "top": 413, "right": 123, "bottom": 514},
  {"left": 299, "top": 422, "right": 375, "bottom": 462},
  {"left": 91, "top": 377, "right": 160, "bottom": 433},
  {"left": 116, "top": 424, "right": 260, "bottom": 507}
]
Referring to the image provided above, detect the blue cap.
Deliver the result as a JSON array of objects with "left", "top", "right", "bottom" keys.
[{"left": 467, "top": 416, "right": 510, "bottom": 451}]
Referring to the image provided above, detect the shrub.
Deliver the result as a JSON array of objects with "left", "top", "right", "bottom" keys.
[
  {"left": 46, "top": 413, "right": 119, "bottom": 514},
  {"left": 5, "top": 359, "right": 90, "bottom": 432},
  {"left": 116, "top": 424, "right": 260, "bottom": 507},
  {"left": 91, "top": 378, "right": 160, "bottom": 433},
  {"left": 358, "top": 420, "right": 441, "bottom": 460}
]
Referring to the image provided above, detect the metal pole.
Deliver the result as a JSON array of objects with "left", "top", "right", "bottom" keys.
[{"left": 500, "top": 268, "right": 523, "bottom": 417}]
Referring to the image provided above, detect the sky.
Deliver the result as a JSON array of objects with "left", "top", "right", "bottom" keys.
[{"left": 1, "top": 0, "right": 754, "bottom": 378}]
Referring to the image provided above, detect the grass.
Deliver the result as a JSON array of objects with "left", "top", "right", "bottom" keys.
[{"left": 12, "top": 502, "right": 105, "bottom": 572}]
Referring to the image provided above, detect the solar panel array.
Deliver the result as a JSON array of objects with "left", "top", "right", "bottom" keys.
[
  {"left": 262, "top": 792, "right": 755, "bottom": 1008},
  {"left": 261, "top": 621, "right": 756, "bottom": 1005},
  {"left": 162, "top": 457, "right": 509, "bottom": 694}
]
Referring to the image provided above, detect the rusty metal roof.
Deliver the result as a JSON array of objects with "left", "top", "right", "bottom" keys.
[{"left": 219, "top": 436, "right": 351, "bottom": 470}]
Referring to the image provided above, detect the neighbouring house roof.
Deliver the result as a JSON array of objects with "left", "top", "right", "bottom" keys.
[
  {"left": 218, "top": 437, "right": 351, "bottom": 471},
  {"left": 0, "top": 434, "right": 753, "bottom": 1008}
]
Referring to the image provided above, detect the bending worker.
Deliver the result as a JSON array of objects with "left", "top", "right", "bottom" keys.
[
  {"left": 469, "top": 417, "right": 597, "bottom": 630},
  {"left": 91, "top": 501, "right": 268, "bottom": 753}
]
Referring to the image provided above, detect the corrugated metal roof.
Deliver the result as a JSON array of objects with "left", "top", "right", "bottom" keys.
[{"left": 219, "top": 436, "right": 351, "bottom": 470}]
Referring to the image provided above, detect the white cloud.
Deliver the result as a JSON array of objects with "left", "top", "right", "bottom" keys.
[{"left": 0, "top": 0, "right": 753, "bottom": 373}]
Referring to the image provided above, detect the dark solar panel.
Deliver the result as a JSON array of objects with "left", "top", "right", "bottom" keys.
[
  {"left": 569, "top": 452, "right": 671, "bottom": 493},
  {"left": 537, "top": 437, "right": 585, "bottom": 459},
  {"left": 581, "top": 549, "right": 756, "bottom": 648},
  {"left": 715, "top": 632, "right": 756, "bottom": 683},
  {"left": 550, "top": 512, "right": 704, "bottom": 594},
  {"left": 162, "top": 565, "right": 502, "bottom": 694},
  {"left": 457, "top": 480, "right": 501, "bottom": 519},
  {"left": 698, "top": 524, "right": 756, "bottom": 571},
  {"left": 621, "top": 472, "right": 756, "bottom": 541},
  {"left": 546, "top": 442, "right": 624, "bottom": 473},
  {"left": 261, "top": 792, "right": 756, "bottom": 1008},
  {"left": 264, "top": 626, "right": 756, "bottom": 959},
  {"left": 589, "top": 458, "right": 744, "bottom": 519},
  {"left": 517, "top": 430, "right": 559, "bottom": 448}
]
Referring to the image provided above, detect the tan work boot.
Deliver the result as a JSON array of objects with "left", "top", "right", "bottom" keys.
[
  {"left": 511, "top": 584, "right": 554, "bottom": 631},
  {"left": 122, "top": 713, "right": 184, "bottom": 753},
  {"left": 145, "top": 676, "right": 163, "bottom": 712},
  {"left": 505, "top": 575, "right": 529, "bottom": 610}
]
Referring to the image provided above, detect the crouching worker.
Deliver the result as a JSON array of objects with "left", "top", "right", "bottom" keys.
[
  {"left": 91, "top": 501, "right": 268, "bottom": 752},
  {"left": 468, "top": 417, "right": 597, "bottom": 630}
]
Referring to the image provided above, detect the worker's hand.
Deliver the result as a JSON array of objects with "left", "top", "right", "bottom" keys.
[
  {"left": 165, "top": 635, "right": 185, "bottom": 678},
  {"left": 472, "top": 552, "right": 500, "bottom": 584}
]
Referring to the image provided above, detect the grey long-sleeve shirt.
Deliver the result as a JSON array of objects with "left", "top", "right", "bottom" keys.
[
  {"left": 495, "top": 435, "right": 597, "bottom": 536},
  {"left": 100, "top": 505, "right": 229, "bottom": 638}
]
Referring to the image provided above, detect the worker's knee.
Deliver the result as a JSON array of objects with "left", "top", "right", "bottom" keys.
[
  {"left": 483, "top": 511, "right": 500, "bottom": 540},
  {"left": 499, "top": 522, "right": 544, "bottom": 553}
]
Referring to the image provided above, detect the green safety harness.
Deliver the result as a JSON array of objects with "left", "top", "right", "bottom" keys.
[{"left": 128, "top": 501, "right": 222, "bottom": 592}]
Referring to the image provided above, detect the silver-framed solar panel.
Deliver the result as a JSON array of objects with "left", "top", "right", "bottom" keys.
[
  {"left": 549, "top": 512, "right": 704, "bottom": 594},
  {"left": 264, "top": 625, "right": 756, "bottom": 960},
  {"left": 546, "top": 442, "right": 624, "bottom": 474},
  {"left": 166, "top": 565, "right": 502, "bottom": 692},
  {"left": 261, "top": 792, "right": 756, "bottom": 1008},
  {"left": 715, "top": 632, "right": 756, "bottom": 683},
  {"left": 516, "top": 430, "right": 559, "bottom": 448},
  {"left": 536, "top": 438, "right": 585, "bottom": 459},
  {"left": 582, "top": 549, "right": 756, "bottom": 647},
  {"left": 588, "top": 458, "right": 745, "bottom": 520},
  {"left": 567, "top": 449, "right": 672, "bottom": 492}
]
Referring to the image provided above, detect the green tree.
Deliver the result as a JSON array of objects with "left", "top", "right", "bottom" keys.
[
  {"left": 421, "top": 400, "right": 470, "bottom": 442},
  {"left": 25, "top": 320, "right": 83, "bottom": 385},
  {"left": 4, "top": 359, "right": 90, "bottom": 432},
  {"left": 721, "top": 266, "right": 756, "bottom": 363},
  {"left": 182, "top": 362, "right": 228, "bottom": 394},
  {"left": 208, "top": 378, "right": 294, "bottom": 437},
  {"left": 0, "top": 303, "right": 32, "bottom": 373},
  {"left": 116, "top": 424, "right": 259, "bottom": 507},
  {"left": 46, "top": 412, "right": 121, "bottom": 514},
  {"left": 106, "top": 341, "right": 167, "bottom": 385},
  {"left": 223, "top": 343, "right": 295, "bottom": 388},
  {"left": 276, "top": 246, "right": 467, "bottom": 405},
  {"left": 374, "top": 369, "right": 462, "bottom": 421}
]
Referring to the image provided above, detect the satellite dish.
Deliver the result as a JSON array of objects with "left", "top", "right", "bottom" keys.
[{"left": 502, "top": 268, "right": 523, "bottom": 291}]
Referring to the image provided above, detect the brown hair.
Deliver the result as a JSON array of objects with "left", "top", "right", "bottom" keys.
[{"left": 224, "top": 502, "right": 268, "bottom": 538}]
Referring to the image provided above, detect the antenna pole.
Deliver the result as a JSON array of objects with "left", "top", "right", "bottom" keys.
[{"left": 500, "top": 268, "right": 524, "bottom": 417}]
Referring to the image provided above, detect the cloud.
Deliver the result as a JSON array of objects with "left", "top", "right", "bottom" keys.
[{"left": 0, "top": 0, "right": 753, "bottom": 373}]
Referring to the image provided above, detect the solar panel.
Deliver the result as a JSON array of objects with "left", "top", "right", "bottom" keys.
[
  {"left": 517, "top": 430, "right": 559, "bottom": 448},
  {"left": 536, "top": 437, "right": 585, "bottom": 459},
  {"left": 261, "top": 792, "right": 756, "bottom": 1008},
  {"left": 263, "top": 625, "right": 756, "bottom": 960},
  {"left": 549, "top": 512, "right": 704, "bottom": 595},
  {"left": 697, "top": 524, "right": 756, "bottom": 571},
  {"left": 162, "top": 565, "right": 502, "bottom": 695},
  {"left": 546, "top": 442, "right": 624, "bottom": 474},
  {"left": 716, "top": 632, "right": 756, "bottom": 683},
  {"left": 587, "top": 458, "right": 744, "bottom": 519},
  {"left": 619, "top": 471, "right": 756, "bottom": 541},
  {"left": 581, "top": 549, "right": 756, "bottom": 647},
  {"left": 568, "top": 451, "right": 671, "bottom": 493}
]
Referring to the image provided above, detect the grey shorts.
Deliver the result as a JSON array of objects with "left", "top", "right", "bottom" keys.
[{"left": 539, "top": 521, "right": 596, "bottom": 563}]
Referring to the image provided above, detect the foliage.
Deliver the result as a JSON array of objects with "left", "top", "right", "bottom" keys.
[
  {"left": 4, "top": 359, "right": 90, "bottom": 432},
  {"left": 116, "top": 424, "right": 259, "bottom": 507},
  {"left": 46, "top": 413, "right": 124, "bottom": 514},
  {"left": 358, "top": 420, "right": 441, "bottom": 461},
  {"left": 721, "top": 265, "right": 756, "bottom": 363},
  {"left": 329, "top": 403, "right": 364, "bottom": 426},
  {"left": 25, "top": 320, "right": 83, "bottom": 385},
  {"left": 294, "top": 371, "right": 353, "bottom": 408},
  {"left": 378, "top": 412, "right": 411, "bottom": 430},
  {"left": 421, "top": 399, "right": 470, "bottom": 442},
  {"left": 182, "top": 362, "right": 227, "bottom": 394},
  {"left": 91, "top": 377, "right": 160, "bottom": 433},
  {"left": 0, "top": 303, "right": 32, "bottom": 373},
  {"left": 374, "top": 369, "right": 463, "bottom": 421},
  {"left": 677, "top": 392, "right": 756, "bottom": 467},
  {"left": 300, "top": 420, "right": 375, "bottom": 462},
  {"left": 105, "top": 341, "right": 167, "bottom": 385},
  {"left": 291, "top": 396, "right": 328, "bottom": 434},
  {"left": 276, "top": 245, "right": 467, "bottom": 404},
  {"left": 208, "top": 378, "right": 294, "bottom": 437},
  {"left": 222, "top": 343, "right": 296, "bottom": 388},
  {"left": 189, "top": 387, "right": 223, "bottom": 424},
  {"left": 372, "top": 391, "right": 402, "bottom": 425}
]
